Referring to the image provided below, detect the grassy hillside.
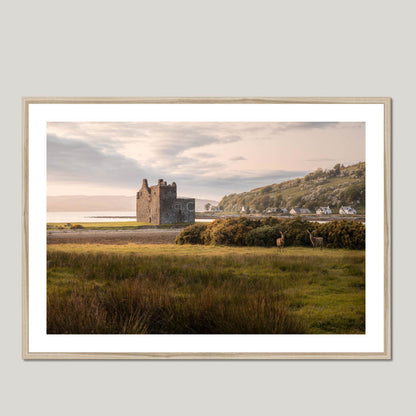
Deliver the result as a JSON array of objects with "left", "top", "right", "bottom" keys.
[{"left": 219, "top": 162, "right": 365, "bottom": 213}]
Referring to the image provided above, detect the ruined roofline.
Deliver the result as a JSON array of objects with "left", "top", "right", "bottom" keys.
[
  {"left": 140, "top": 178, "right": 150, "bottom": 193},
  {"left": 154, "top": 179, "right": 177, "bottom": 188},
  {"left": 137, "top": 178, "right": 179, "bottom": 199},
  {"left": 139, "top": 178, "right": 177, "bottom": 189}
]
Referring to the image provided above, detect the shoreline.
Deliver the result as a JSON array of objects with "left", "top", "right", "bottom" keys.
[
  {"left": 47, "top": 228, "right": 183, "bottom": 245},
  {"left": 196, "top": 214, "right": 365, "bottom": 223}
]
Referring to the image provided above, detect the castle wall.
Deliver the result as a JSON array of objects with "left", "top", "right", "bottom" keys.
[
  {"left": 136, "top": 181, "right": 152, "bottom": 222},
  {"left": 136, "top": 179, "right": 195, "bottom": 225},
  {"left": 159, "top": 185, "right": 179, "bottom": 224},
  {"left": 149, "top": 185, "right": 161, "bottom": 224},
  {"left": 174, "top": 198, "right": 195, "bottom": 223}
]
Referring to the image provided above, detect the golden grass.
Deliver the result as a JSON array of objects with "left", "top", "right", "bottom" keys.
[
  {"left": 47, "top": 244, "right": 365, "bottom": 334},
  {"left": 47, "top": 221, "right": 193, "bottom": 230},
  {"left": 47, "top": 243, "right": 364, "bottom": 257}
]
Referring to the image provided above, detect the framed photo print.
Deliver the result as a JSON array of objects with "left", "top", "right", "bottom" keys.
[{"left": 22, "top": 97, "right": 391, "bottom": 359}]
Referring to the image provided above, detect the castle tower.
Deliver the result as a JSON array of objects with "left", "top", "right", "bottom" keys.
[{"left": 136, "top": 178, "right": 195, "bottom": 225}]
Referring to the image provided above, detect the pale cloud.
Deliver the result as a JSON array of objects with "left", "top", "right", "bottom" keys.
[
  {"left": 47, "top": 134, "right": 154, "bottom": 187},
  {"left": 47, "top": 122, "right": 365, "bottom": 200},
  {"left": 305, "top": 158, "right": 337, "bottom": 162}
]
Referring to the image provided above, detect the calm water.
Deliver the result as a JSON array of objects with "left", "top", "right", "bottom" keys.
[
  {"left": 47, "top": 212, "right": 364, "bottom": 225},
  {"left": 47, "top": 211, "right": 136, "bottom": 223},
  {"left": 47, "top": 211, "right": 217, "bottom": 223}
]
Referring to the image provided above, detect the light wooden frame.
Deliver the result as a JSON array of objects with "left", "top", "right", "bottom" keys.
[{"left": 22, "top": 97, "right": 391, "bottom": 360}]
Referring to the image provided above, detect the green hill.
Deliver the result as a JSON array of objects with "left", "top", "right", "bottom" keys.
[{"left": 219, "top": 162, "right": 365, "bottom": 214}]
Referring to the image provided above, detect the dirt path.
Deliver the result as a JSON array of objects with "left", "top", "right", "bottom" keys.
[{"left": 47, "top": 228, "right": 182, "bottom": 245}]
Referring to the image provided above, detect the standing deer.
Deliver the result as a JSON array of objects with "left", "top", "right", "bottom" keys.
[
  {"left": 307, "top": 230, "right": 323, "bottom": 249},
  {"left": 276, "top": 231, "right": 287, "bottom": 250}
]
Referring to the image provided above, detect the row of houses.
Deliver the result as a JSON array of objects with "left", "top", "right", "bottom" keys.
[
  {"left": 207, "top": 204, "right": 357, "bottom": 215},
  {"left": 262, "top": 206, "right": 357, "bottom": 215},
  {"left": 315, "top": 206, "right": 357, "bottom": 215}
]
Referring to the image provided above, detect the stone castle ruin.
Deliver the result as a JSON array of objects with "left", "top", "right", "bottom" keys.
[{"left": 136, "top": 179, "right": 195, "bottom": 225}]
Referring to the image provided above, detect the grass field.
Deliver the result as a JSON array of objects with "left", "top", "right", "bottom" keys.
[
  {"left": 47, "top": 221, "right": 190, "bottom": 230},
  {"left": 47, "top": 244, "right": 365, "bottom": 334}
]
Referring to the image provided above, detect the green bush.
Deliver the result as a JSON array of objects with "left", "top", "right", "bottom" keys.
[
  {"left": 246, "top": 225, "right": 282, "bottom": 247},
  {"left": 316, "top": 220, "right": 365, "bottom": 249},
  {"left": 258, "top": 217, "right": 314, "bottom": 247},
  {"left": 175, "top": 217, "right": 365, "bottom": 249},
  {"left": 203, "top": 217, "right": 260, "bottom": 246},
  {"left": 282, "top": 218, "right": 313, "bottom": 247},
  {"left": 175, "top": 223, "right": 208, "bottom": 245}
]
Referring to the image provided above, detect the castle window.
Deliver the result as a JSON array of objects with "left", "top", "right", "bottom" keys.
[
  {"left": 174, "top": 203, "right": 181, "bottom": 210},
  {"left": 187, "top": 202, "right": 195, "bottom": 211}
]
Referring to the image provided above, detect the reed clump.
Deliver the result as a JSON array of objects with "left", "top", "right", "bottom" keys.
[{"left": 47, "top": 245, "right": 365, "bottom": 334}]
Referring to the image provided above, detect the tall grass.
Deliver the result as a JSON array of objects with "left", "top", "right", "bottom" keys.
[
  {"left": 47, "top": 221, "right": 190, "bottom": 231},
  {"left": 47, "top": 245, "right": 365, "bottom": 334}
]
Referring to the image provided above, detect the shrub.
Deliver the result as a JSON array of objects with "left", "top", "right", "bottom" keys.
[
  {"left": 246, "top": 225, "right": 282, "bottom": 247},
  {"left": 259, "top": 217, "right": 317, "bottom": 247},
  {"left": 316, "top": 220, "right": 365, "bottom": 249},
  {"left": 175, "top": 217, "right": 365, "bottom": 249},
  {"left": 175, "top": 223, "right": 208, "bottom": 245},
  {"left": 203, "top": 217, "right": 260, "bottom": 246},
  {"left": 283, "top": 218, "right": 314, "bottom": 247},
  {"left": 70, "top": 224, "right": 85, "bottom": 229}
]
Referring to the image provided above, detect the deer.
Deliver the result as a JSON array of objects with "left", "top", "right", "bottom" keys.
[
  {"left": 276, "top": 231, "right": 287, "bottom": 250},
  {"left": 307, "top": 230, "right": 323, "bottom": 249}
]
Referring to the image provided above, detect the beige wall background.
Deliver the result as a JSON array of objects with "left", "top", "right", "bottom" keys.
[{"left": 1, "top": 1, "right": 414, "bottom": 415}]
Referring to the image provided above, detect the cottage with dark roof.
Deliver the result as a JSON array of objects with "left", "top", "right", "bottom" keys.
[
  {"left": 316, "top": 206, "right": 332, "bottom": 215},
  {"left": 290, "top": 207, "right": 311, "bottom": 215},
  {"left": 339, "top": 206, "right": 357, "bottom": 215}
]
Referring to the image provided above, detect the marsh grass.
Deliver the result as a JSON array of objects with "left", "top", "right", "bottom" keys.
[
  {"left": 47, "top": 245, "right": 365, "bottom": 334},
  {"left": 47, "top": 221, "right": 190, "bottom": 231}
]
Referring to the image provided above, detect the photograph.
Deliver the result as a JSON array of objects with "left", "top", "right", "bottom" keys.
[
  {"left": 23, "top": 98, "right": 390, "bottom": 358},
  {"left": 47, "top": 121, "right": 366, "bottom": 335}
]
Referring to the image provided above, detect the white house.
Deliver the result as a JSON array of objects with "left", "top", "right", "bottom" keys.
[
  {"left": 290, "top": 207, "right": 311, "bottom": 215},
  {"left": 339, "top": 206, "right": 357, "bottom": 215},
  {"left": 316, "top": 206, "right": 332, "bottom": 215}
]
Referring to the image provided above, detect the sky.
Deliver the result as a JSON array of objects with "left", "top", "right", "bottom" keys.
[{"left": 47, "top": 122, "right": 365, "bottom": 201}]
